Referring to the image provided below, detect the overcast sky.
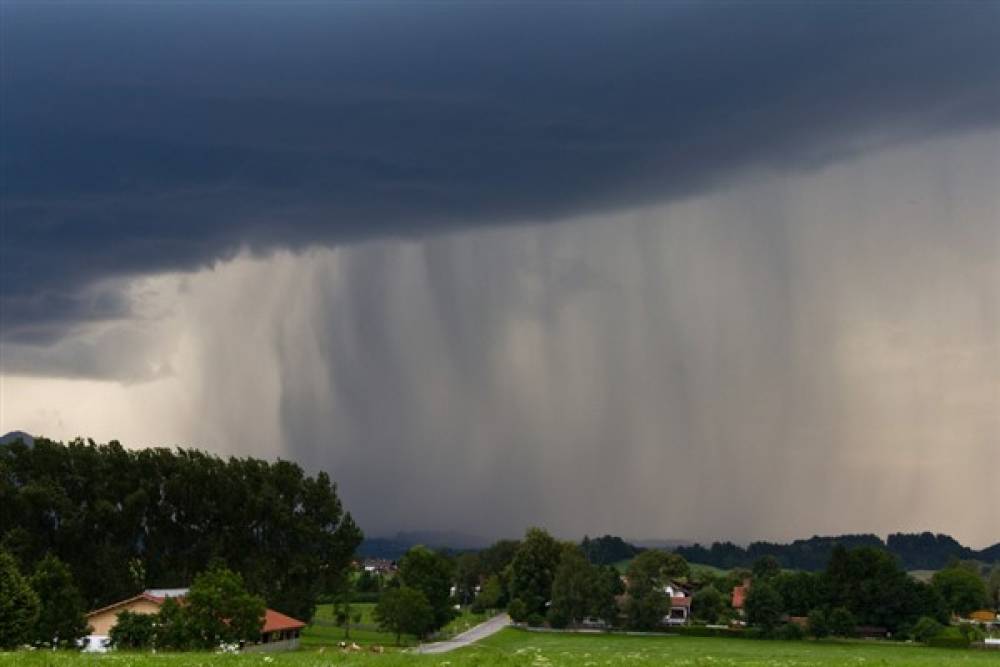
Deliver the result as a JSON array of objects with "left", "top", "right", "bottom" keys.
[{"left": 2, "top": 2, "right": 998, "bottom": 547}]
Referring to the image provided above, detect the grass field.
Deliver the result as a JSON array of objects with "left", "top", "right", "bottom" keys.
[
  {"left": 2, "top": 628, "right": 996, "bottom": 665},
  {"left": 612, "top": 560, "right": 732, "bottom": 579},
  {"left": 303, "top": 603, "right": 487, "bottom": 648}
]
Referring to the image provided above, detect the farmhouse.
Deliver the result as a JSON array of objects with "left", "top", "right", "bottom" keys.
[
  {"left": 662, "top": 582, "right": 692, "bottom": 626},
  {"left": 968, "top": 610, "right": 999, "bottom": 623},
  {"left": 82, "top": 588, "right": 305, "bottom": 653},
  {"left": 361, "top": 558, "right": 397, "bottom": 574},
  {"left": 731, "top": 578, "right": 751, "bottom": 614}
]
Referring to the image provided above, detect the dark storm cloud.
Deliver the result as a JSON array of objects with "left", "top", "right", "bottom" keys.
[{"left": 3, "top": 2, "right": 999, "bottom": 340}]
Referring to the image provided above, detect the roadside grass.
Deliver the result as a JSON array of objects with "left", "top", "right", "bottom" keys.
[
  {"left": 441, "top": 608, "right": 488, "bottom": 637},
  {"left": 2, "top": 627, "right": 997, "bottom": 665}
]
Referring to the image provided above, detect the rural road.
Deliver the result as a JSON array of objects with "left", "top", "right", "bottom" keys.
[{"left": 412, "top": 613, "right": 511, "bottom": 654}]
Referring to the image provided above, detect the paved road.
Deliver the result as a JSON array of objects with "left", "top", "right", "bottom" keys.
[{"left": 412, "top": 613, "right": 510, "bottom": 654}]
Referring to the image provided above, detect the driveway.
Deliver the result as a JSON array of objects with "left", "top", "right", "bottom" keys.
[{"left": 412, "top": 613, "right": 511, "bottom": 654}]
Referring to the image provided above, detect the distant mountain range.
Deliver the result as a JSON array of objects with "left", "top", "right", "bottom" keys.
[{"left": 0, "top": 431, "right": 34, "bottom": 447}]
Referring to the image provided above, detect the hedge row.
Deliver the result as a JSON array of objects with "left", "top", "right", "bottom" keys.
[{"left": 927, "top": 636, "right": 971, "bottom": 649}]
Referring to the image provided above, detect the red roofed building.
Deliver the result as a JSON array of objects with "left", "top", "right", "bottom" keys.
[
  {"left": 662, "top": 582, "right": 692, "bottom": 626},
  {"left": 666, "top": 595, "right": 692, "bottom": 625},
  {"left": 83, "top": 588, "right": 306, "bottom": 653},
  {"left": 731, "top": 579, "right": 751, "bottom": 614},
  {"left": 254, "top": 608, "right": 307, "bottom": 650}
]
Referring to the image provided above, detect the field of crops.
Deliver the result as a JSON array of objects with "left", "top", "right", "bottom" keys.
[{"left": 2, "top": 628, "right": 996, "bottom": 666}]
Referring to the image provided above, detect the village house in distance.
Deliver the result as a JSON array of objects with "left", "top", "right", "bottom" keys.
[{"left": 83, "top": 588, "right": 305, "bottom": 653}]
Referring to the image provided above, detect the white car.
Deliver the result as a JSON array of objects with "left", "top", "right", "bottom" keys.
[{"left": 80, "top": 635, "right": 111, "bottom": 653}]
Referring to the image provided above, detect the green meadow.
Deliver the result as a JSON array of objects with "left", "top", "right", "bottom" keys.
[
  {"left": 3, "top": 628, "right": 996, "bottom": 666},
  {"left": 303, "top": 603, "right": 487, "bottom": 648}
]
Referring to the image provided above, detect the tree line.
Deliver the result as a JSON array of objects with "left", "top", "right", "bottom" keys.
[
  {"left": 740, "top": 548, "right": 994, "bottom": 639},
  {"left": 675, "top": 532, "right": 1000, "bottom": 571},
  {"left": 0, "top": 437, "right": 362, "bottom": 622},
  {"left": 371, "top": 528, "right": 999, "bottom": 644}
]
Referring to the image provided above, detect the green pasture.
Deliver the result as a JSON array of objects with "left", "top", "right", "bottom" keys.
[
  {"left": 2, "top": 627, "right": 996, "bottom": 666},
  {"left": 303, "top": 604, "right": 487, "bottom": 648}
]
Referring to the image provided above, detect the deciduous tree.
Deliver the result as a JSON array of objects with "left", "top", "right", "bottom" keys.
[
  {"left": 398, "top": 546, "right": 455, "bottom": 632},
  {"left": 625, "top": 550, "right": 689, "bottom": 591},
  {"left": 374, "top": 586, "right": 433, "bottom": 644},
  {"left": 807, "top": 607, "right": 830, "bottom": 638},
  {"left": 0, "top": 550, "right": 39, "bottom": 649},
  {"left": 0, "top": 438, "right": 362, "bottom": 622},
  {"left": 932, "top": 566, "right": 990, "bottom": 617},
  {"left": 472, "top": 574, "right": 503, "bottom": 613},
  {"left": 751, "top": 556, "right": 781, "bottom": 581},
  {"left": 108, "top": 611, "right": 156, "bottom": 649},
  {"left": 827, "top": 606, "right": 857, "bottom": 637},
  {"left": 745, "top": 581, "right": 783, "bottom": 634},
  {"left": 509, "top": 528, "right": 563, "bottom": 619},
  {"left": 988, "top": 564, "right": 1000, "bottom": 609},
  {"left": 692, "top": 585, "right": 725, "bottom": 624},
  {"left": 183, "top": 565, "right": 266, "bottom": 648},
  {"left": 30, "top": 554, "right": 89, "bottom": 647}
]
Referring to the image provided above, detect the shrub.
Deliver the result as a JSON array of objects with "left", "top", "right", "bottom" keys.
[
  {"left": 154, "top": 597, "right": 192, "bottom": 650},
  {"left": 744, "top": 626, "right": 772, "bottom": 640},
  {"left": 778, "top": 622, "right": 805, "bottom": 640},
  {"left": 927, "top": 636, "right": 970, "bottom": 649},
  {"left": 958, "top": 623, "right": 986, "bottom": 642},
  {"left": 526, "top": 612, "right": 546, "bottom": 628},
  {"left": 807, "top": 608, "right": 830, "bottom": 638},
  {"left": 828, "top": 606, "right": 856, "bottom": 637},
  {"left": 624, "top": 590, "right": 669, "bottom": 631},
  {"left": 109, "top": 611, "right": 156, "bottom": 649},
  {"left": 507, "top": 598, "right": 528, "bottom": 623},
  {"left": 546, "top": 607, "right": 569, "bottom": 629},
  {"left": 911, "top": 615, "right": 944, "bottom": 643}
]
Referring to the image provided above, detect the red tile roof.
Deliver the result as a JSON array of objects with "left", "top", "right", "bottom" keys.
[
  {"left": 731, "top": 584, "right": 749, "bottom": 609},
  {"left": 262, "top": 608, "right": 306, "bottom": 633},
  {"left": 87, "top": 593, "right": 306, "bottom": 636},
  {"left": 85, "top": 593, "right": 166, "bottom": 618}
]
